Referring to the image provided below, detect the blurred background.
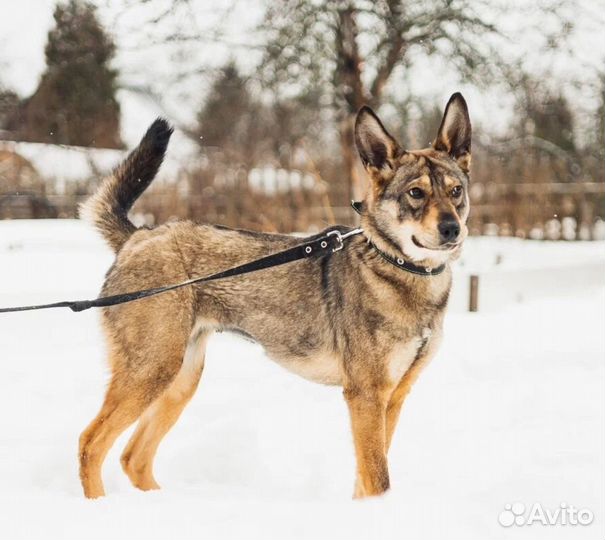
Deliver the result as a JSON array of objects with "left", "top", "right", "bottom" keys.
[{"left": 0, "top": 0, "right": 603, "bottom": 239}]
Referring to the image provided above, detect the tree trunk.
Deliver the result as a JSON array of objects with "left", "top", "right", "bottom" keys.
[
  {"left": 334, "top": 6, "right": 366, "bottom": 219},
  {"left": 339, "top": 114, "right": 364, "bottom": 222}
]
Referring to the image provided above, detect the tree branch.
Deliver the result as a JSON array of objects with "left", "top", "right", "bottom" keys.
[{"left": 367, "top": 0, "right": 406, "bottom": 105}]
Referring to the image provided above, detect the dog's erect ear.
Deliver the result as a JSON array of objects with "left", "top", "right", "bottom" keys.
[
  {"left": 433, "top": 93, "right": 471, "bottom": 172},
  {"left": 355, "top": 106, "right": 401, "bottom": 173}
]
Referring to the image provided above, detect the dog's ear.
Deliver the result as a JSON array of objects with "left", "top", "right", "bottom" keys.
[
  {"left": 355, "top": 106, "right": 401, "bottom": 174},
  {"left": 433, "top": 93, "right": 471, "bottom": 173}
]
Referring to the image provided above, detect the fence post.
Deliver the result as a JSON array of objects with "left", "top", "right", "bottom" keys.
[{"left": 469, "top": 275, "right": 479, "bottom": 312}]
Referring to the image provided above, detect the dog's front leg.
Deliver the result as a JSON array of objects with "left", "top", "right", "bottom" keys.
[
  {"left": 385, "top": 356, "right": 428, "bottom": 452},
  {"left": 343, "top": 386, "right": 389, "bottom": 498}
]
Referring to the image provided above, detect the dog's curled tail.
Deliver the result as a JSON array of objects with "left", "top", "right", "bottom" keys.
[{"left": 79, "top": 118, "right": 173, "bottom": 252}]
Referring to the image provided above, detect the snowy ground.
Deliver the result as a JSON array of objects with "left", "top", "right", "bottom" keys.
[{"left": 0, "top": 220, "right": 603, "bottom": 540}]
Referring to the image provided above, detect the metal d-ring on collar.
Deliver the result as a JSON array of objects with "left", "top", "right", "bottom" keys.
[{"left": 351, "top": 200, "right": 446, "bottom": 276}]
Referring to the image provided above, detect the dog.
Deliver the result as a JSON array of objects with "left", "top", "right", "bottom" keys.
[{"left": 78, "top": 92, "right": 471, "bottom": 499}]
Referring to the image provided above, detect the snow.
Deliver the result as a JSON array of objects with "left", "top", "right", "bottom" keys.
[
  {"left": 450, "top": 237, "right": 605, "bottom": 312},
  {"left": 0, "top": 140, "right": 123, "bottom": 188},
  {"left": 0, "top": 138, "right": 197, "bottom": 188},
  {"left": 0, "top": 219, "right": 603, "bottom": 540}
]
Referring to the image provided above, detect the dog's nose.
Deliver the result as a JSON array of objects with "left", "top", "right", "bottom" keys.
[{"left": 438, "top": 218, "right": 460, "bottom": 243}]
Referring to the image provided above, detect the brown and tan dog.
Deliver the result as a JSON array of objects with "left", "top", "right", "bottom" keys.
[{"left": 78, "top": 93, "right": 471, "bottom": 499}]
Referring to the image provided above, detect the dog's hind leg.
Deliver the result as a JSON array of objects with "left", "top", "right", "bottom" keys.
[
  {"left": 79, "top": 349, "right": 185, "bottom": 499},
  {"left": 79, "top": 375, "right": 155, "bottom": 499},
  {"left": 120, "top": 324, "right": 210, "bottom": 491}
]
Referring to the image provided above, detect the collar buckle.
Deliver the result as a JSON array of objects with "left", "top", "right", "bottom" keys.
[{"left": 327, "top": 230, "right": 344, "bottom": 252}]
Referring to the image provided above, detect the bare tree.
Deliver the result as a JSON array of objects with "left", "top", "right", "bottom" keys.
[{"left": 259, "top": 0, "right": 569, "bottom": 201}]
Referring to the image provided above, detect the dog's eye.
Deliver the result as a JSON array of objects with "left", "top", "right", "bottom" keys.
[
  {"left": 451, "top": 186, "right": 463, "bottom": 198},
  {"left": 408, "top": 188, "right": 425, "bottom": 200}
]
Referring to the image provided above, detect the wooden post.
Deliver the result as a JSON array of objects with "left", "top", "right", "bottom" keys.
[{"left": 469, "top": 275, "right": 479, "bottom": 312}]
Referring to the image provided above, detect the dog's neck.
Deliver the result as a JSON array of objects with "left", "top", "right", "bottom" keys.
[
  {"left": 358, "top": 213, "right": 450, "bottom": 271},
  {"left": 348, "top": 221, "right": 452, "bottom": 312}
]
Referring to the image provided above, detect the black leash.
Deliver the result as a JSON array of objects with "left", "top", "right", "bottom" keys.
[
  {"left": 0, "top": 206, "right": 445, "bottom": 315},
  {"left": 0, "top": 228, "right": 362, "bottom": 314},
  {"left": 351, "top": 201, "right": 446, "bottom": 276}
]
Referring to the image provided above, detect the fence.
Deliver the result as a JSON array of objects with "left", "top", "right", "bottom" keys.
[{"left": 1, "top": 146, "right": 604, "bottom": 239}]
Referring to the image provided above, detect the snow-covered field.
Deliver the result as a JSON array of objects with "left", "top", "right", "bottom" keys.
[{"left": 0, "top": 220, "right": 603, "bottom": 540}]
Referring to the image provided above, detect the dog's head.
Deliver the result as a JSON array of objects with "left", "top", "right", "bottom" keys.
[{"left": 355, "top": 93, "right": 471, "bottom": 267}]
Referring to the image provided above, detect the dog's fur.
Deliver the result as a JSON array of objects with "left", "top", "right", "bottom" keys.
[{"left": 78, "top": 93, "right": 471, "bottom": 499}]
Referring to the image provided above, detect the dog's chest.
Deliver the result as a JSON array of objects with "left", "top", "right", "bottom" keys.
[
  {"left": 278, "top": 350, "right": 343, "bottom": 385},
  {"left": 387, "top": 327, "right": 433, "bottom": 384}
]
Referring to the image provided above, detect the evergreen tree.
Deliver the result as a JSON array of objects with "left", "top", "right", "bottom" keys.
[
  {"left": 516, "top": 75, "right": 577, "bottom": 155},
  {"left": 196, "top": 63, "right": 252, "bottom": 152},
  {"left": 12, "top": 0, "right": 122, "bottom": 148},
  {"left": 0, "top": 87, "right": 19, "bottom": 133},
  {"left": 196, "top": 62, "right": 327, "bottom": 169},
  {"left": 530, "top": 93, "right": 576, "bottom": 154}
]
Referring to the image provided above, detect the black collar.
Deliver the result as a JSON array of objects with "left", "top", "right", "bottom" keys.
[{"left": 351, "top": 201, "right": 446, "bottom": 277}]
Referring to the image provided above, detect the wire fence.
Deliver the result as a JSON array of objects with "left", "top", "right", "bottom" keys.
[{"left": 1, "top": 142, "right": 604, "bottom": 240}]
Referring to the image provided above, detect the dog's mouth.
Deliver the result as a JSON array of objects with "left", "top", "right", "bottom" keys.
[{"left": 412, "top": 235, "right": 460, "bottom": 251}]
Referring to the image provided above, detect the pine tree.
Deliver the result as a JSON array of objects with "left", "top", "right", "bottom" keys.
[
  {"left": 196, "top": 63, "right": 325, "bottom": 169},
  {"left": 196, "top": 63, "right": 253, "bottom": 152},
  {"left": 12, "top": 0, "right": 122, "bottom": 148},
  {"left": 530, "top": 94, "right": 576, "bottom": 155},
  {"left": 516, "top": 75, "right": 577, "bottom": 155},
  {"left": 0, "top": 87, "right": 19, "bottom": 133}
]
